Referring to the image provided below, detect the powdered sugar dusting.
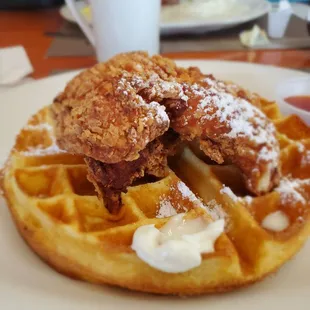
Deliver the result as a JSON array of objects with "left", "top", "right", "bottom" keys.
[
  {"left": 116, "top": 73, "right": 183, "bottom": 128},
  {"left": 296, "top": 141, "right": 310, "bottom": 167},
  {"left": 176, "top": 181, "right": 204, "bottom": 208},
  {"left": 243, "top": 196, "right": 253, "bottom": 204},
  {"left": 203, "top": 199, "right": 226, "bottom": 221},
  {"left": 191, "top": 80, "right": 279, "bottom": 168},
  {"left": 177, "top": 181, "right": 196, "bottom": 201},
  {"left": 275, "top": 177, "right": 310, "bottom": 205},
  {"left": 123, "top": 73, "right": 188, "bottom": 102},
  {"left": 116, "top": 74, "right": 171, "bottom": 133},
  {"left": 301, "top": 150, "right": 310, "bottom": 167},
  {"left": 170, "top": 182, "right": 226, "bottom": 221},
  {"left": 148, "top": 101, "right": 170, "bottom": 125},
  {"left": 297, "top": 216, "right": 305, "bottom": 223},
  {"left": 176, "top": 181, "right": 227, "bottom": 220},
  {"left": 257, "top": 145, "right": 279, "bottom": 162},
  {"left": 220, "top": 185, "right": 238, "bottom": 202},
  {"left": 21, "top": 122, "right": 65, "bottom": 156},
  {"left": 156, "top": 199, "right": 177, "bottom": 218},
  {"left": 296, "top": 142, "right": 305, "bottom": 153},
  {"left": 203, "top": 76, "right": 225, "bottom": 89},
  {"left": 24, "top": 123, "right": 53, "bottom": 131},
  {"left": 22, "top": 143, "right": 65, "bottom": 156}
]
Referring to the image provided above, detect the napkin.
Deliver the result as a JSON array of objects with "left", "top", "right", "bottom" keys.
[
  {"left": 0, "top": 46, "right": 34, "bottom": 86},
  {"left": 239, "top": 25, "right": 270, "bottom": 48}
]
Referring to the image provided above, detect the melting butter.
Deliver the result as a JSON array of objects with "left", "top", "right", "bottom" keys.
[{"left": 132, "top": 214, "right": 224, "bottom": 273}]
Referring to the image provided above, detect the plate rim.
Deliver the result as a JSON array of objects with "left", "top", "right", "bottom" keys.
[
  {"left": 160, "top": 0, "right": 271, "bottom": 29},
  {"left": 59, "top": 0, "right": 271, "bottom": 32}
]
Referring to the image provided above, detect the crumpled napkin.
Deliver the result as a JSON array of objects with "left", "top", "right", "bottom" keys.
[
  {"left": 239, "top": 25, "right": 270, "bottom": 48},
  {"left": 0, "top": 45, "right": 34, "bottom": 86}
]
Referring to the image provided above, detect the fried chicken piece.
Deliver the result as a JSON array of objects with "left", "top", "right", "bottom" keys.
[
  {"left": 161, "top": 74, "right": 280, "bottom": 195},
  {"left": 50, "top": 52, "right": 183, "bottom": 213},
  {"left": 119, "top": 57, "right": 280, "bottom": 194},
  {"left": 56, "top": 51, "right": 181, "bottom": 102},
  {"left": 85, "top": 130, "right": 180, "bottom": 213},
  {"left": 51, "top": 72, "right": 171, "bottom": 164},
  {"left": 51, "top": 51, "right": 280, "bottom": 213},
  {"left": 51, "top": 51, "right": 188, "bottom": 163}
]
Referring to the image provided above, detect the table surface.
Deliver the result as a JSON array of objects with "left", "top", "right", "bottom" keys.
[{"left": 0, "top": 8, "right": 309, "bottom": 79}]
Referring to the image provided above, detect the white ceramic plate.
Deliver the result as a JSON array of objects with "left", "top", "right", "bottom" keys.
[
  {"left": 59, "top": 0, "right": 271, "bottom": 35},
  {"left": 0, "top": 61, "right": 309, "bottom": 310}
]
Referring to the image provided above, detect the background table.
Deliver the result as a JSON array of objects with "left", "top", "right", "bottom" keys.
[{"left": 0, "top": 8, "right": 309, "bottom": 78}]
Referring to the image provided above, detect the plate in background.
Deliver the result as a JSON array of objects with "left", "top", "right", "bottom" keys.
[{"left": 60, "top": 0, "right": 271, "bottom": 35}]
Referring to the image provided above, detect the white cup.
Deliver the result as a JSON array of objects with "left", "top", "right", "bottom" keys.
[
  {"left": 268, "top": 4, "right": 292, "bottom": 39},
  {"left": 65, "top": 0, "right": 161, "bottom": 62}
]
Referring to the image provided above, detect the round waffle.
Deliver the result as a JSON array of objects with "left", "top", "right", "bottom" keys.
[{"left": 2, "top": 96, "right": 310, "bottom": 295}]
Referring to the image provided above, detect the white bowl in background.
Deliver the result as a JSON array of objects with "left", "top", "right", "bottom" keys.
[{"left": 276, "top": 76, "right": 310, "bottom": 125}]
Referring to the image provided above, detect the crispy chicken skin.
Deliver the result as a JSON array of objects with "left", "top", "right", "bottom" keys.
[
  {"left": 51, "top": 72, "right": 170, "bottom": 164},
  {"left": 50, "top": 52, "right": 183, "bottom": 212},
  {"left": 113, "top": 54, "right": 280, "bottom": 195},
  {"left": 51, "top": 52, "right": 187, "bottom": 163},
  {"left": 51, "top": 51, "right": 280, "bottom": 213},
  {"left": 162, "top": 75, "right": 280, "bottom": 195},
  {"left": 85, "top": 130, "right": 180, "bottom": 213}
]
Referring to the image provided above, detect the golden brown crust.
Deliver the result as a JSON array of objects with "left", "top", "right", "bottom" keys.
[
  {"left": 51, "top": 52, "right": 280, "bottom": 196},
  {"left": 85, "top": 130, "right": 180, "bottom": 213},
  {"left": 162, "top": 74, "right": 281, "bottom": 195},
  {"left": 3, "top": 165, "right": 309, "bottom": 296},
  {"left": 50, "top": 52, "right": 187, "bottom": 210},
  {"left": 51, "top": 73, "right": 170, "bottom": 164},
  {"left": 50, "top": 51, "right": 192, "bottom": 164},
  {"left": 2, "top": 105, "right": 310, "bottom": 295}
]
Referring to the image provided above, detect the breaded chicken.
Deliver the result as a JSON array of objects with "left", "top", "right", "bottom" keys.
[
  {"left": 51, "top": 52, "right": 280, "bottom": 213},
  {"left": 51, "top": 72, "right": 170, "bottom": 164},
  {"left": 115, "top": 55, "right": 280, "bottom": 195},
  {"left": 161, "top": 75, "right": 280, "bottom": 195},
  {"left": 85, "top": 130, "right": 180, "bottom": 213},
  {"left": 50, "top": 53, "right": 183, "bottom": 212}
]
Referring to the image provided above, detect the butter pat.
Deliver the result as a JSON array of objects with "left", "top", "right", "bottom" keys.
[
  {"left": 131, "top": 214, "right": 225, "bottom": 273},
  {"left": 262, "top": 210, "right": 290, "bottom": 232}
]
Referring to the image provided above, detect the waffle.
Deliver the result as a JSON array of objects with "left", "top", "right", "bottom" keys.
[{"left": 2, "top": 94, "right": 310, "bottom": 295}]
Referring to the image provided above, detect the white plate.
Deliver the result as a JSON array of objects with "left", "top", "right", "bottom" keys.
[
  {"left": 0, "top": 60, "right": 309, "bottom": 310},
  {"left": 60, "top": 0, "right": 271, "bottom": 35}
]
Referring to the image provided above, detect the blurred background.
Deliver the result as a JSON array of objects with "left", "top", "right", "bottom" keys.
[{"left": 0, "top": 0, "right": 309, "bottom": 83}]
